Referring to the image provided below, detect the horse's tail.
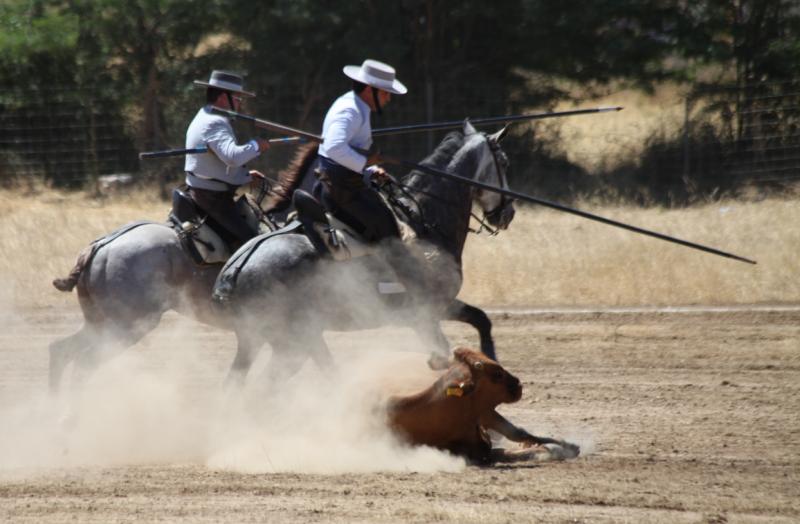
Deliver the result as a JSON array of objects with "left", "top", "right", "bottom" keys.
[
  {"left": 262, "top": 143, "right": 319, "bottom": 214},
  {"left": 52, "top": 244, "right": 96, "bottom": 292}
]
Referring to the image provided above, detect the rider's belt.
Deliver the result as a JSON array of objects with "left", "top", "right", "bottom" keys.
[
  {"left": 316, "top": 156, "right": 365, "bottom": 190},
  {"left": 185, "top": 171, "right": 236, "bottom": 192}
]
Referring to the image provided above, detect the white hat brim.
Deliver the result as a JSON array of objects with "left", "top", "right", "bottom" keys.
[{"left": 343, "top": 65, "right": 407, "bottom": 95}]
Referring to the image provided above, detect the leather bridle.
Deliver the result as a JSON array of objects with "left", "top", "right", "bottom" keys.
[{"left": 477, "top": 141, "right": 514, "bottom": 232}]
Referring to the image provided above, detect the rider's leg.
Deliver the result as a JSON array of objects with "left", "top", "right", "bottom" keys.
[
  {"left": 188, "top": 187, "right": 257, "bottom": 248},
  {"left": 339, "top": 188, "right": 399, "bottom": 242}
]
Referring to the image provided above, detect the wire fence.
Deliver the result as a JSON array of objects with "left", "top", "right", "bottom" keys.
[
  {"left": 1, "top": 81, "right": 799, "bottom": 201},
  {"left": 0, "top": 86, "right": 139, "bottom": 187}
]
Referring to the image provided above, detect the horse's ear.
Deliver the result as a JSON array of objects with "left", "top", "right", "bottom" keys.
[
  {"left": 463, "top": 119, "right": 478, "bottom": 136},
  {"left": 488, "top": 124, "right": 510, "bottom": 144}
]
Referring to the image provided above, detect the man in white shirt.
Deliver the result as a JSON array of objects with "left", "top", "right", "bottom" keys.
[
  {"left": 313, "top": 59, "right": 407, "bottom": 242},
  {"left": 185, "top": 70, "right": 270, "bottom": 248}
]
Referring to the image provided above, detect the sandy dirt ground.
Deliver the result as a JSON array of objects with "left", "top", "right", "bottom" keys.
[{"left": 0, "top": 305, "right": 798, "bottom": 523}]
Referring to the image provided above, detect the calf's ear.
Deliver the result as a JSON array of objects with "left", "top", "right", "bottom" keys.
[{"left": 453, "top": 347, "right": 471, "bottom": 363}]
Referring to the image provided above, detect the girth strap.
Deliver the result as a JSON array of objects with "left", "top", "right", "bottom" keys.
[{"left": 212, "top": 220, "right": 303, "bottom": 304}]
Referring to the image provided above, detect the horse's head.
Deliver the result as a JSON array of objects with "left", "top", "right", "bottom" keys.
[{"left": 463, "top": 121, "right": 515, "bottom": 230}]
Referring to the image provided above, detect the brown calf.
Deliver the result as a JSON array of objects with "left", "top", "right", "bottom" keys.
[{"left": 387, "top": 347, "right": 577, "bottom": 464}]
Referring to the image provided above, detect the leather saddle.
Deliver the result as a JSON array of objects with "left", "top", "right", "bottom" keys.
[
  {"left": 292, "top": 189, "right": 407, "bottom": 295},
  {"left": 169, "top": 188, "right": 266, "bottom": 265},
  {"left": 293, "top": 189, "right": 373, "bottom": 262}
]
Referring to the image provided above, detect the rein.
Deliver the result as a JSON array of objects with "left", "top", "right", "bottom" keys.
[
  {"left": 382, "top": 135, "right": 512, "bottom": 239},
  {"left": 379, "top": 137, "right": 506, "bottom": 237}
]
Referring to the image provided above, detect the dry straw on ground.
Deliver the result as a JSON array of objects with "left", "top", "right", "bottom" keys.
[
  {"left": 461, "top": 195, "right": 800, "bottom": 306},
  {"left": 1, "top": 186, "right": 797, "bottom": 309}
]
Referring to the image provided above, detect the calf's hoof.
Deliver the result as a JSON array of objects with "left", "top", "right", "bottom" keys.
[{"left": 544, "top": 441, "right": 581, "bottom": 460}]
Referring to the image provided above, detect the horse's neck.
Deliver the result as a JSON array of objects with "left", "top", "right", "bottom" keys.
[{"left": 402, "top": 147, "right": 478, "bottom": 262}]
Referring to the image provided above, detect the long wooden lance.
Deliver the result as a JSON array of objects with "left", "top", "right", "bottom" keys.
[
  {"left": 211, "top": 108, "right": 757, "bottom": 265},
  {"left": 139, "top": 136, "right": 304, "bottom": 160},
  {"left": 382, "top": 156, "right": 757, "bottom": 265},
  {"left": 372, "top": 106, "right": 623, "bottom": 136},
  {"left": 142, "top": 106, "right": 623, "bottom": 159},
  {"left": 210, "top": 106, "right": 624, "bottom": 140}
]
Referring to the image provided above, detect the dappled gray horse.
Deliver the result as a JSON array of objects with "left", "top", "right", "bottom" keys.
[
  {"left": 218, "top": 121, "right": 515, "bottom": 386},
  {"left": 49, "top": 222, "right": 223, "bottom": 391},
  {"left": 47, "top": 176, "right": 285, "bottom": 392}
]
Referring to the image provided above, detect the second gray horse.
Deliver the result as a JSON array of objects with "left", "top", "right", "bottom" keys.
[{"left": 216, "top": 121, "right": 515, "bottom": 387}]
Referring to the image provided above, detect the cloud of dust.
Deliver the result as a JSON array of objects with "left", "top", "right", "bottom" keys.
[
  {"left": 206, "top": 349, "right": 463, "bottom": 474},
  {"left": 0, "top": 300, "right": 465, "bottom": 475},
  {"left": 203, "top": 244, "right": 467, "bottom": 474},
  {"left": 0, "top": 220, "right": 479, "bottom": 476},
  {"left": 562, "top": 427, "right": 597, "bottom": 457}
]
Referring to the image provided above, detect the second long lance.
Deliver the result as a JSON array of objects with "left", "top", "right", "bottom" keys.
[{"left": 141, "top": 105, "right": 624, "bottom": 159}]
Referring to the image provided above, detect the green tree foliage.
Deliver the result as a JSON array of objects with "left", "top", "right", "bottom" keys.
[
  {"left": 0, "top": 0, "right": 79, "bottom": 88},
  {"left": 1, "top": 0, "right": 798, "bottom": 196}
]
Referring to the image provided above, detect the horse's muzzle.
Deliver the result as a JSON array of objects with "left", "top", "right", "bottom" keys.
[{"left": 487, "top": 201, "right": 515, "bottom": 230}]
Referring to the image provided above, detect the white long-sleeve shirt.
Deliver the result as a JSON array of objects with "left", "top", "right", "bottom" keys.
[
  {"left": 184, "top": 105, "right": 260, "bottom": 190},
  {"left": 317, "top": 91, "right": 372, "bottom": 173}
]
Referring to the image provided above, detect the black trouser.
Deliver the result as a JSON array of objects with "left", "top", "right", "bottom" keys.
[
  {"left": 188, "top": 186, "right": 257, "bottom": 248},
  {"left": 312, "top": 158, "right": 432, "bottom": 299},
  {"left": 312, "top": 157, "right": 399, "bottom": 243}
]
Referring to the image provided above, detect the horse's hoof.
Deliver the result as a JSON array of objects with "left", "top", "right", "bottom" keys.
[{"left": 427, "top": 353, "right": 450, "bottom": 370}]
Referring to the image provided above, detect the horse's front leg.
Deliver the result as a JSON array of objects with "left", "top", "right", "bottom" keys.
[
  {"left": 413, "top": 318, "right": 452, "bottom": 370},
  {"left": 445, "top": 299, "right": 496, "bottom": 361}
]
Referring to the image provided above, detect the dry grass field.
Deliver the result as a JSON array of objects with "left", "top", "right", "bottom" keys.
[
  {"left": 1, "top": 185, "right": 797, "bottom": 309},
  {"left": 0, "top": 185, "right": 798, "bottom": 522}
]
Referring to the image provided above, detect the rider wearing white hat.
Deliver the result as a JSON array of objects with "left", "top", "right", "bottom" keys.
[
  {"left": 184, "top": 70, "right": 270, "bottom": 248},
  {"left": 314, "top": 59, "right": 407, "bottom": 242}
]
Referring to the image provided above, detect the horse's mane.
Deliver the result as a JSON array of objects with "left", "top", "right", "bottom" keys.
[
  {"left": 262, "top": 142, "right": 319, "bottom": 213},
  {"left": 400, "top": 130, "right": 472, "bottom": 196},
  {"left": 415, "top": 131, "right": 466, "bottom": 172},
  {"left": 395, "top": 130, "right": 478, "bottom": 257}
]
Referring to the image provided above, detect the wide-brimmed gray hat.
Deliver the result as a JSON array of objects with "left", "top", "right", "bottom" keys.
[
  {"left": 343, "top": 59, "right": 407, "bottom": 95},
  {"left": 193, "top": 70, "right": 255, "bottom": 97}
]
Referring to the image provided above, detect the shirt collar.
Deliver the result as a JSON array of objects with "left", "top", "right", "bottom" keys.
[{"left": 349, "top": 90, "right": 371, "bottom": 117}]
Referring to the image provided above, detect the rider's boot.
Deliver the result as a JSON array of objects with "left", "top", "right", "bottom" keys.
[{"left": 293, "top": 189, "right": 341, "bottom": 258}]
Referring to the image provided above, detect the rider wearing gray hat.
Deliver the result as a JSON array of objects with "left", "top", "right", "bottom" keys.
[{"left": 184, "top": 70, "right": 270, "bottom": 249}]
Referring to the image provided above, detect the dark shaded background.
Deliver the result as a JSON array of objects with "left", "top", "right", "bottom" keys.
[{"left": 1, "top": 0, "right": 799, "bottom": 204}]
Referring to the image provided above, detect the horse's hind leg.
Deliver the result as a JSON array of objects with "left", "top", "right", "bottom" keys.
[
  {"left": 258, "top": 330, "right": 335, "bottom": 393},
  {"left": 224, "top": 329, "right": 264, "bottom": 389},
  {"left": 299, "top": 330, "right": 336, "bottom": 373},
  {"left": 445, "top": 299, "right": 496, "bottom": 361},
  {"left": 49, "top": 324, "right": 97, "bottom": 393},
  {"left": 59, "top": 315, "right": 162, "bottom": 392}
]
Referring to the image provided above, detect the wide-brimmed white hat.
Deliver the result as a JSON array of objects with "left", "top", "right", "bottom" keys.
[
  {"left": 343, "top": 59, "right": 407, "bottom": 95},
  {"left": 193, "top": 70, "right": 255, "bottom": 97}
]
